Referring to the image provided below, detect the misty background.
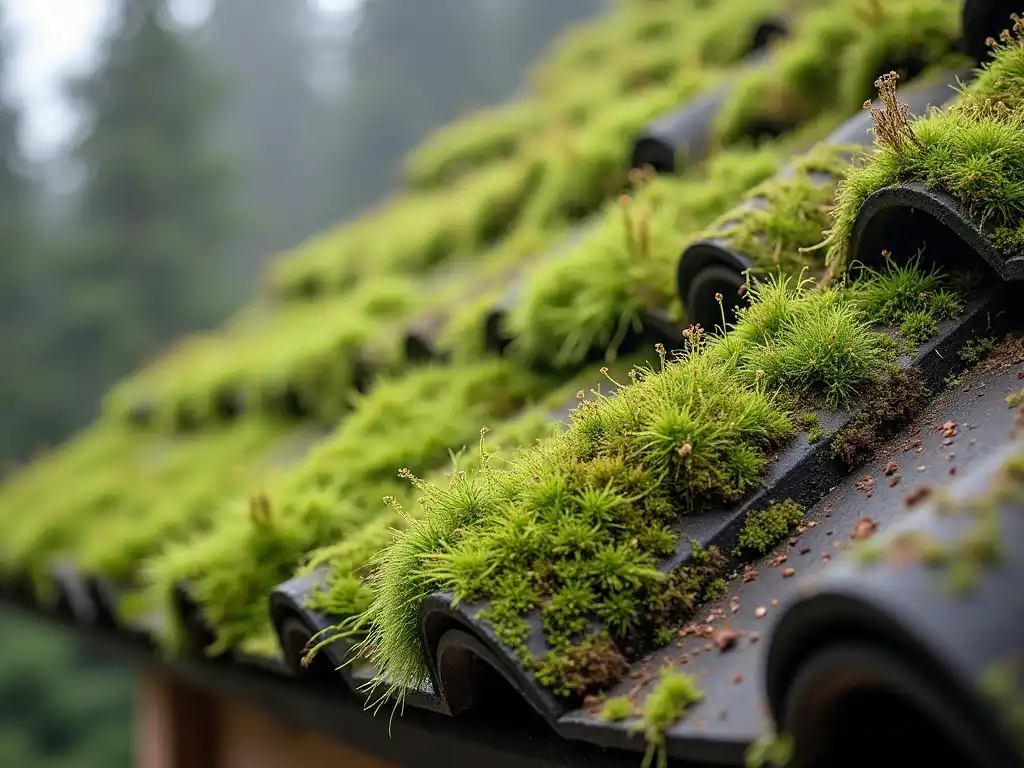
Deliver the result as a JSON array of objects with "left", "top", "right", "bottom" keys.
[{"left": 0, "top": 0, "right": 605, "bottom": 764}]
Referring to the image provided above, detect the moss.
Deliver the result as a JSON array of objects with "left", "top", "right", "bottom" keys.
[
  {"left": 509, "top": 146, "right": 784, "bottom": 368},
  {"left": 710, "top": 146, "right": 860, "bottom": 276},
  {"left": 979, "top": 659, "right": 1024, "bottom": 757},
  {"left": 106, "top": 283, "right": 423, "bottom": 432},
  {"left": 640, "top": 669, "right": 704, "bottom": 768},
  {"left": 900, "top": 310, "right": 938, "bottom": 343},
  {"left": 746, "top": 729, "right": 796, "bottom": 768},
  {"left": 826, "top": 23, "right": 1024, "bottom": 274},
  {"left": 959, "top": 337, "right": 996, "bottom": 365},
  {"left": 736, "top": 500, "right": 804, "bottom": 555},
  {"left": 142, "top": 360, "right": 553, "bottom": 653},
  {"left": 600, "top": 694, "right": 635, "bottom": 722},
  {"left": 402, "top": 102, "right": 542, "bottom": 190},
  {"left": 535, "top": 634, "right": 629, "bottom": 699},
  {"left": 1007, "top": 390, "right": 1024, "bottom": 408},
  {"left": 799, "top": 412, "right": 823, "bottom": 444},
  {"left": 832, "top": 368, "right": 930, "bottom": 466},
  {"left": 715, "top": 0, "right": 961, "bottom": 145},
  {"left": 334, "top": 260, "right": 967, "bottom": 703},
  {"left": 0, "top": 419, "right": 308, "bottom": 587}
]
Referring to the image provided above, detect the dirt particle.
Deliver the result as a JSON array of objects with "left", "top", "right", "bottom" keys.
[
  {"left": 889, "top": 474, "right": 902, "bottom": 487},
  {"left": 713, "top": 626, "right": 740, "bottom": 653},
  {"left": 799, "top": 547, "right": 811, "bottom": 555},
  {"left": 821, "top": 552, "right": 831, "bottom": 563},
  {"left": 731, "top": 673, "right": 744, "bottom": 685},
  {"left": 782, "top": 567, "right": 796, "bottom": 578},
  {"left": 742, "top": 565, "right": 758, "bottom": 583},
  {"left": 851, "top": 516, "right": 878, "bottom": 540},
  {"left": 772, "top": 553, "right": 788, "bottom": 567},
  {"left": 949, "top": 467, "right": 957, "bottom": 475},
  {"left": 754, "top": 606, "right": 767, "bottom": 619},
  {"left": 942, "top": 421, "right": 958, "bottom": 438},
  {"left": 883, "top": 461, "right": 899, "bottom": 476},
  {"left": 856, "top": 475, "right": 876, "bottom": 495},
  {"left": 771, "top": 599, "right": 779, "bottom": 606},
  {"left": 904, "top": 486, "right": 932, "bottom": 507}
]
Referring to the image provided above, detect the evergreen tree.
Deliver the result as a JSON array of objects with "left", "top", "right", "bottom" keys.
[
  {"left": 0, "top": 3, "right": 59, "bottom": 462},
  {"left": 55, "top": 0, "right": 239, "bottom": 402},
  {"left": 204, "top": 0, "right": 325, "bottom": 280}
]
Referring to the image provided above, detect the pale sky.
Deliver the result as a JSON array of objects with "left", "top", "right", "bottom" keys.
[{"left": 6, "top": 0, "right": 358, "bottom": 163}]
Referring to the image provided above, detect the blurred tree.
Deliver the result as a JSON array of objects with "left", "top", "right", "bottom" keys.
[
  {"left": 0, "top": 2, "right": 59, "bottom": 464},
  {"left": 321, "top": 0, "right": 605, "bottom": 216},
  {"left": 204, "top": 0, "right": 326, "bottom": 283},
  {"left": 52, "top": 0, "right": 240, "bottom": 406},
  {"left": 0, "top": 612, "right": 132, "bottom": 767}
]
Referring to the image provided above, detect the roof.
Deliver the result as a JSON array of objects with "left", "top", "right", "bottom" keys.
[{"left": 2, "top": 2, "right": 1023, "bottom": 767}]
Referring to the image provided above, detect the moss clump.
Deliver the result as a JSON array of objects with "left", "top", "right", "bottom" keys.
[
  {"left": 979, "top": 660, "right": 1024, "bottom": 757},
  {"left": 746, "top": 729, "right": 796, "bottom": 768},
  {"left": 0, "top": 419, "right": 307, "bottom": 588},
  {"left": 509, "top": 147, "right": 783, "bottom": 369},
  {"left": 402, "top": 102, "right": 542, "bottom": 190},
  {"left": 640, "top": 669, "right": 704, "bottom": 768},
  {"left": 105, "top": 281, "right": 425, "bottom": 432},
  {"left": 832, "top": 368, "right": 930, "bottom": 466},
  {"left": 340, "top": 261, "right": 955, "bottom": 702},
  {"left": 848, "top": 253, "right": 964, "bottom": 332},
  {"left": 799, "top": 412, "right": 823, "bottom": 444},
  {"left": 600, "top": 694, "right": 635, "bottom": 722},
  {"left": 715, "top": 0, "right": 961, "bottom": 144},
  {"left": 735, "top": 500, "right": 805, "bottom": 555},
  {"left": 825, "top": 23, "right": 1024, "bottom": 273},
  {"left": 710, "top": 145, "right": 860, "bottom": 277},
  {"left": 535, "top": 634, "right": 629, "bottom": 699},
  {"left": 959, "top": 337, "right": 996, "bottom": 365},
  {"left": 142, "top": 360, "right": 552, "bottom": 653}
]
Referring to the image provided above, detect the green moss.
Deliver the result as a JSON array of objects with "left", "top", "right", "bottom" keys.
[
  {"left": 979, "top": 660, "right": 1024, "bottom": 757},
  {"left": 640, "top": 669, "right": 704, "bottom": 768},
  {"left": 332, "top": 261, "right": 960, "bottom": 702},
  {"left": 832, "top": 367, "right": 930, "bottom": 466},
  {"left": 826, "top": 24, "right": 1024, "bottom": 274},
  {"left": 746, "top": 729, "right": 796, "bottom": 768},
  {"left": 799, "top": 412, "right": 823, "bottom": 444},
  {"left": 600, "top": 695, "right": 635, "bottom": 722},
  {"left": 1007, "top": 390, "right": 1024, "bottom": 408},
  {"left": 142, "top": 360, "right": 553, "bottom": 653},
  {"left": 715, "top": 0, "right": 961, "bottom": 144},
  {"left": 900, "top": 311, "right": 938, "bottom": 344},
  {"left": 0, "top": 419, "right": 308, "bottom": 588},
  {"left": 509, "top": 146, "right": 784, "bottom": 368},
  {"left": 106, "top": 282, "right": 424, "bottom": 432},
  {"left": 959, "top": 337, "right": 996, "bottom": 366},
  {"left": 710, "top": 146, "right": 860, "bottom": 276},
  {"left": 402, "top": 102, "right": 542, "bottom": 190},
  {"left": 735, "top": 500, "right": 804, "bottom": 555}
]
